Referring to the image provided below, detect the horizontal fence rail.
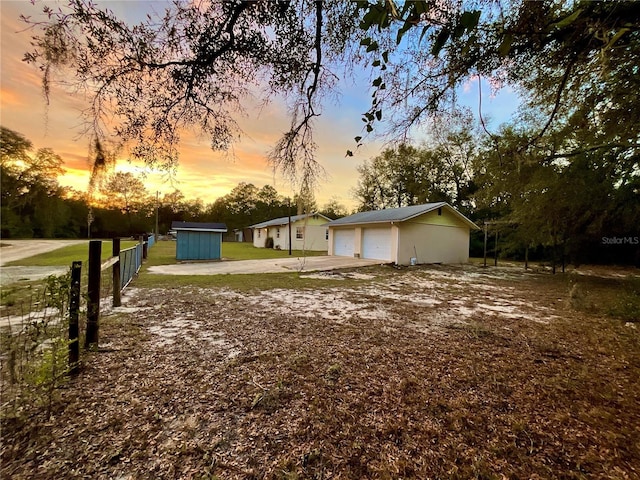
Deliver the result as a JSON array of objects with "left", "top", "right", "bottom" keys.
[{"left": 81, "top": 235, "right": 154, "bottom": 351}]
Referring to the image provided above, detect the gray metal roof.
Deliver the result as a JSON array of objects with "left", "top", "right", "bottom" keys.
[
  {"left": 250, "top": 213, "right": 331, "bottom": 229},
  {"left": 327, "top": 203, "right": 479, "bottom": 229},
  {"left": 171, "top": 221, "right": 227, "bottom": 232}
]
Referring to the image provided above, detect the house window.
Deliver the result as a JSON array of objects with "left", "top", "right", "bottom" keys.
[
  {"left": 438, "top": 207, "right": 442, "bottom": 216},
  {"left": 296, "top": 227, "right": 304, "bottom": 239},
  {"left": 258, "top": 229, "right": 261, "bottom": 238},
  {"left": 276, "top": 227, "right": 280, "bottom": 239},
  {"left": 325, "top": 229, "right": 329, "bottom": 240}
]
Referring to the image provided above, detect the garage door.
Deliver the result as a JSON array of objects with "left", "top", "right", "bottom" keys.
[
  {"left": 333, "top": 229, "right": 354, "bottom": 257},
  {"left": 362, "top": 227, "right": 392, "bottom": 261}
]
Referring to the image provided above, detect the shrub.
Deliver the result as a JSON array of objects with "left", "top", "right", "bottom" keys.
[{"left": 1, "top": 271, "right": 72, "bottom": 420}]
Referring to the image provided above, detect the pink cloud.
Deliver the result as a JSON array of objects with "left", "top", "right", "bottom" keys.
[{"left": 1, "top": 1, "right": 367, "bottom": 210}]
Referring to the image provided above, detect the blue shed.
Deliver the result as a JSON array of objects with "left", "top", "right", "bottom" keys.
[{"left": 171, "top": 221, "right": 227, "bottom": 261}]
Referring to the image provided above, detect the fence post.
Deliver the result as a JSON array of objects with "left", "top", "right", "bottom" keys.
[
  {"left": 69, "top": 261, "right": 82, "bottom": 374},
  {"left": 85, "top": 240, "right": 101, "bottom": 350},
  {"left": 113, "top": 238, "right": 121, "bottom": 308},
  {"left": 142, "top": 234, "right": 148, "bottom": 260}
]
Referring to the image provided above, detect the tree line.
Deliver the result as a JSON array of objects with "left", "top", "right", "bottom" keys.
[
  {"left": 2, "top": 122, "right": 637, "bottom": 265},
  {"left": 8, "top": 0, "right": 640, "bottom": 265},
  {"left": 352, "top": 109, "right": 639, "bottom": 266},
  {"left": 0, "top": 126, "right": 349, "bottom": 239}
]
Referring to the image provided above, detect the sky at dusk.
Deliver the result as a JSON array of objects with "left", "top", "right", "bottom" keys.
[{"left": 1, "top": 1, "right": 520, "bottom": 210}]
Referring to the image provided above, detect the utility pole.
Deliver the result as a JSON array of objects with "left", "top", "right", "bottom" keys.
[
  {"left": 155, "top": 190, "right": 159, "bottom": 238},
  {"left": 288, "top": 197, "right": 292, "bottom": 256}
]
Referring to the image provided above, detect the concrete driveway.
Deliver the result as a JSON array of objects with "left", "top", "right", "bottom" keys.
[
  {"left": 147, "top": 256, "right": 383, "bottom": 275},
  {"left": 0, "top": 239, "right": 87, "bottom": 266},
  {"left": 0, "top": 239, "right": 88, "bottom": 286}
]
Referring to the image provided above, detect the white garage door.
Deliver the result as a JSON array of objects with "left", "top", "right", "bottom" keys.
[
  {"left": 333, "top": 229, "right": 354, "bottom": 257},
  {"left": 362, "top": 227, "right": 392, "bottom": 261}
]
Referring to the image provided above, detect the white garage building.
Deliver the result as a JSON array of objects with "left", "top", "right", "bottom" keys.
[{"left": 328, "top": 202, "right": 479, "bottom": 265}]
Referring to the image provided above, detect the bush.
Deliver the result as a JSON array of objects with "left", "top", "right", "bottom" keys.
[
  {"left": 265, "top": 237, "right": 274, "bottom": 249},
  {"left": 1, "top": 271, "right": 73, "bottom": 420}
]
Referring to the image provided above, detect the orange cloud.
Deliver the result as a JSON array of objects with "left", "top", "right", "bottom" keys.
[
  {"left": 1, "top": 1, "right": 372, "bottom": 211},
  {"left": 58, "top": 168, "right": 91, "bottom": 194},
  {"left": 0, "top": 87, "right": 23, "bottom": 107}
]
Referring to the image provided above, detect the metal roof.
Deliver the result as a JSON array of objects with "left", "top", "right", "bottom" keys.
[
  {"left": 327, "top": 203, "right": 479, "bottom": 229},
  {"left": 171, "top": 221, "right": 227, "bottom": 232},
  {"left": 250, "top": 213, "right": 331, "bottom": 229}
]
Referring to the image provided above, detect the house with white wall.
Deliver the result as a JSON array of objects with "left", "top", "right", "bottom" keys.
[{"left": 251, "top": 213, "right": 331, "bottom": 251}]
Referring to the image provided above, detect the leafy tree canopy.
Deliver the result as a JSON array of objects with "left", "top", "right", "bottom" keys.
[
  {"left": 99, "top": 171, "right": 150, "bottom": 233},
  {"left": 23, "top": 0, "right": 640, "bottom": 185},
  {"left": 320, "top": 197, "right": 349, "bottom": 219},
  {"left": 1, "top": 126, "right": 69, "bottom": 237}
]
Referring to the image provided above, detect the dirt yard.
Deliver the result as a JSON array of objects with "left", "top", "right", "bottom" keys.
[{"left": 2, "top": 264, "right": 639, "bottom": 479}]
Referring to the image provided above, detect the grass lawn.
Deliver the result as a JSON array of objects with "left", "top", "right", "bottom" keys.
[
  {"left": 4, "top": 240, "right": 139, "bottom": 267},
  {"left": 223, "top": 241, "right": 326, "bottom": 260},
  {"left": 1, "top": 240, "right": 328, "bottom": 310},
  {"left": 1, "top": 240, "right": 137, "bottom": 314},
  {"left": 143, "top": 240, "right": 327, "bottom": 268},
  {"left": 138, "top": 240, "right": 333, "bottom": 289},
  {"left": 134, "top": 267, "right": 380, "bottom": 290},
  {"left": 4, "top": 240, "right": 326, "bottom": 268}
]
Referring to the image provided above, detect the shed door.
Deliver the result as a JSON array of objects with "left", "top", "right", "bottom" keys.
[
  {"left": 177, "top": 231, "right": 221, "bottom": 260},
  {"left": 333, "top": 229, "right": 354, "bottom": 257},
  {"left": 362, "top": 227, "right": 392, "bottom": 261}
]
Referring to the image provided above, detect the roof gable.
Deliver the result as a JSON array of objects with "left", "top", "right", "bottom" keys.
[
  {"left": 327, "top": 203, "right": 479, "bottom": 229},
  {"left": 250, "top": 212, "right": 332, "bottom": 229}
]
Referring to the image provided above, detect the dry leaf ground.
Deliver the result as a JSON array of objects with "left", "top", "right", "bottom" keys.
[{"left": 2, "top": 264, "right": 639, "bottom": 479}]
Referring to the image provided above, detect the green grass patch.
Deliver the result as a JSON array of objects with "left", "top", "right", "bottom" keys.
[
  {"left": 5, "top": 241, "right": 139, "bottom": 267},
  {"left": 1, "top": 267, "right": 114, "bottom": 317},
  {"left": 0, "top": 280, "right": 47, "bottom": 316},
  {"left": 138, "top": 241, "right": 380, "bottom": 290},
  {"left": 222, "top": 242, "right": 326, "bottom": 260},
  {"left": 133, "top": 271, "right": 361, "bottom": 291},
  {"left": 567, "top": 273, "right": 640, "bottom": 322},
  {"left": 143, "top": 241, "right": 177, "bottom": 267},
  {"left": 143, "top": 240, "right": 327, "bottom": 268},
  {"left": 604, "top": 277, "right": 640, "bottom": 322}
]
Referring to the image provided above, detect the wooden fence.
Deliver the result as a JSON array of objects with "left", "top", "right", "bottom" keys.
[{"left": 68, "top": 235, "right": 153, "bottom": 373}]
